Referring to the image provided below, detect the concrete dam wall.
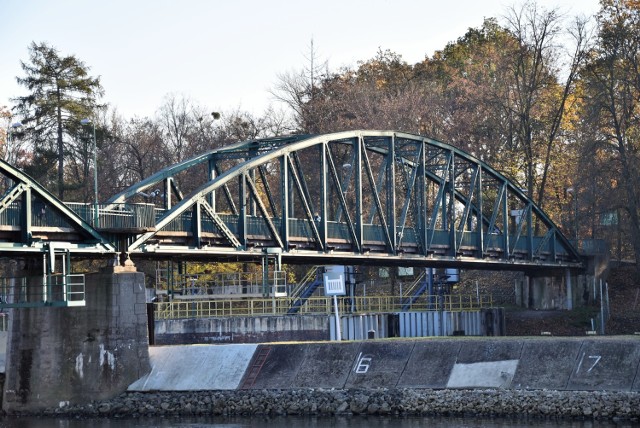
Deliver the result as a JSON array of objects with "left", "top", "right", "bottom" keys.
[{"left": 130, "top": 336, "right": 640, "bottom": 393}]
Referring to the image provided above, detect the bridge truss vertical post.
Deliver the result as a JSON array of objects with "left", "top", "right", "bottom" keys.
[
  {"left": 319, "top": 143, "right": 328, "bottom": 249},
  {"left": 20, "top": 186, "right": 32, "bottom": 244},
  {"left": 280, "top": 155, "right": 290, "bottom": 251},
  {"left": 192, "top": 201, "right": 202, "bottom": 248},
  {"left": 239, "top": 173, "right": 247, "bottom": 248},
  {"left": 387, "top": 135, "right": 397, "bottom": 253},
  {"left": 355, "top": 137, "right": 363, "bottom": 250},
  {"left": 503, "top": 186, "right": 510, "bottom": 260},
  {"left": 448, "top": 149, "right": 456, "bottom": 256},
  {"left": 208, "top": 158, "right": 216, "bottom": 210},
  {"left": 164, "top": 177, "right": 172, "bottom": 209},
  {"left": 417, "top": 141, "right": 427, "bottom": 254}
]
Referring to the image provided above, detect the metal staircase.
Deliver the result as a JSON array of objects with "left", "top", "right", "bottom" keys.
[
  {"left": 287, "top": 266, "right": 323, "bottom": 314},
  {"left": 401, "top": 269, "right": 428, "bottom": 311}
]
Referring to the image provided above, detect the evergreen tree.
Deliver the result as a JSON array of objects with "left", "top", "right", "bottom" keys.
[{"left": 13, "top": 42, "right": 104, "bottom": 199}]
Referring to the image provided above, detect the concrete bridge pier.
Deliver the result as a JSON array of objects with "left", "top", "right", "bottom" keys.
[
  {"left": 2, "top": 262, "right": 150, "bottom": 413},
  {"left": 515, "top": 244, "right": 609, "bottom": 310}
]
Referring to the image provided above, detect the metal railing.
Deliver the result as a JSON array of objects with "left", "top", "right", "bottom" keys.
[
  {"left": 154, "top": 294, "right": 493, "bottom": 319},
  {"left": 288, "top": 265, "right": 322, "bottom": 300},
  {"left": 156, "top": 270, "right": 287, "bottom": 298},
  {"left": 66, "top": 202, "right": 156, "bottom": 230},
  {"left": 0, "top": 273, "right": 85, "bottom": 308}
]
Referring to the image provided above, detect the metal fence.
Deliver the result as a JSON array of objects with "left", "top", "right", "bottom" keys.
[
  {"left": 154, "top": 294, "right": 493, "bottom": 319},
  {"left": 0, "top": 274, "right": 85, "bottom": 308},
  {"left": 155, "top": 270, "right": 287, "bottom": 299}
]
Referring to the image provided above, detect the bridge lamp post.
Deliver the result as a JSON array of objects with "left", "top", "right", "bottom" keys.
[{"left": 80, "top": 118, "right": 98, "bottom": 227}]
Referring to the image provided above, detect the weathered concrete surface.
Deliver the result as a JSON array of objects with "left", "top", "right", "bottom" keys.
[
  {"left": 292, "top": 342, "right": 360, "bottom": 388},
  {"left": 344, "top": 341, "right": 414, "bottom": 389},
  {"left": 0, "top": 331, "right": 7, "bottom": 372},
  {"left": 455, "top": 339, "right": 524, "bottom": 363},
  {"left": 447, "top": 360, "right": 519, "bottom": 388},
  {"left": 247, "top": 344, "right": 308, "bottom": 389},
  {"left": 397, "top": 340, "right": 460, "bottom": 388},
  {"left": 3, "top": 270, "right": 150, "bottom": 412},
  {"left": 129, "top": 344, "right": 256, "bottom": 391},
  {"left": 127, "top": 337, "right": 640, "bottom": 394},
  {"left": 566, "top": 339, "right": 640, "bottom": 391},
  {"left": 155, "top": 315, "right": 329, "bottom": 345},
  {"left": 444, "top": 339, "right": 523, "bottom": 388},
  {"left": 512, "top": 339, "right": 582, "bottom": 390}
]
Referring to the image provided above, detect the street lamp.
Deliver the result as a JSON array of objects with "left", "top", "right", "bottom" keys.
[{"left": 81, "top": 118, "right": 98, "bottom": 226}]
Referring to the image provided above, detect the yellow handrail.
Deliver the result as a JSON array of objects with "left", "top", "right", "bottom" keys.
[{"left": 154, "top": 294, "right": 494, "bottom": 320}]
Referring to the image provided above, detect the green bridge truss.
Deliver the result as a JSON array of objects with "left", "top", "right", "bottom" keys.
[{"left": 105, "top": 131, "right": 582, "bottom": 272}]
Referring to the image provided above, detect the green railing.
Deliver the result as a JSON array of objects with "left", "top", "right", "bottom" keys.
[
  {"left": 154, "top": 294, "right": 493, "bottom": 319},
  {"left": 66, "top": 202, "right": 156, "bottom": 230},
  {"left": 0, "top": 273, "right": 85, "bottom": 308}
]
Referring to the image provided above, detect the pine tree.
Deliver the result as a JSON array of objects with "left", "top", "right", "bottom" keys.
[{"left": 13, "top": 42, "right": 104, "bottom": 199}]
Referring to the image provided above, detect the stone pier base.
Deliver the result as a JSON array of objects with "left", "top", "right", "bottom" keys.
[{"left": 2, "top": 271, "right": 150, "bottom": 412}]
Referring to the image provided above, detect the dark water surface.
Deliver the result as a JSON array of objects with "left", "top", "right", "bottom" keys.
[{"left": 0, "top": 415, "right": 635, "bottom": 428}]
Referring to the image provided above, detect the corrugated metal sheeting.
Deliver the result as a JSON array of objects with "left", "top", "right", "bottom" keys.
[
  {"left": 330, "top": 314, "right": 388, "bottom": 341},
  {"left": 330, "top": 309, "right": 504, "bottom": 340},
  {"left": 397, "top": 311, "right": 481, "bottom": 337}
]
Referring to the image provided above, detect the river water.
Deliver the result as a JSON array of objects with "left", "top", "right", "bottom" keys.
[{"left": 0, "top": 415, "right": 633, "bottom": 427}]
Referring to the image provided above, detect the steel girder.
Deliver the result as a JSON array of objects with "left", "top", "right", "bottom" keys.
[
  {"left": 0, "top": 159, "right": 115, "bottom": 254},
  {"left": 112, "top": 131, "right": 582, "bottom": 270}
]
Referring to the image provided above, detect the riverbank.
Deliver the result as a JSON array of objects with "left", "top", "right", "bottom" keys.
[{"left": 15, "top": 389, "right": 640, "bottom": 421}]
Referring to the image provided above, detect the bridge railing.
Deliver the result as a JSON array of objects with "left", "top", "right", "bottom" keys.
[
  {"left": 154, "top": 294, "right": 493, "bottom": 319},
  {"left": 66, "top": 203, "right": 156, "bottom": 230}
]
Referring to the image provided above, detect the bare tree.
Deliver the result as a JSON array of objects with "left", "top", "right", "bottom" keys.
[
  {"left": 581, "top": 0, "right": 640, "bottom": 270},
  {"left": 271, "top": 39, "right": 329, "bottom": 132},
  {"left": 502, "top": 1, "right": 591, "bottom": 210}
]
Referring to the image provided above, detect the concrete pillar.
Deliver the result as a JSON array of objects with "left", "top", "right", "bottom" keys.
[
  {"left": 565, "top": 269, "right": 573, "bottom": 310},
  {"left": 2, "top": 268, "right": 150, "bottom": 412}
]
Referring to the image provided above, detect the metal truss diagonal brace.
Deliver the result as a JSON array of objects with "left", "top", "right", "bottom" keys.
[
  {"left": 200, "top": 199, "right": 243, "bottom": 249},
  {"left": 244, "top": 173, "right": 284, "bottom": 248},
  {"left": 286, "top": 157, "right": 324, "bottom": 250},
  {"left": 0, "top": 183, "right": 27, "bottom": 215}
]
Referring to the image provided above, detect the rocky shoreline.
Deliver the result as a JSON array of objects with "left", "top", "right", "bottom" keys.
[{"left": 12, "top": 388, "right": 640, "bottom": 421}]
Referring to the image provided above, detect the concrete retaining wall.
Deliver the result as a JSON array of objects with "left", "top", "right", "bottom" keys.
[
  {"left": 155, "top": 309, "right": 505, "bottom": 345},
  {"left": 155, "top": 315, "right": 330, "bottom": 345},
  {"left": 129, "top": 337, "right": 640, "bottom": 393},
  {"left": 3, "top": 270, "right": 150, "bottom": 412}
]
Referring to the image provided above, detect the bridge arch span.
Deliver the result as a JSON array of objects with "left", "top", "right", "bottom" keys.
[{"left": 110, "top": 130, "right": 582, "bottom": 271}]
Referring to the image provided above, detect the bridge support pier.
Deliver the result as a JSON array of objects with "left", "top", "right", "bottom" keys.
[
  {"left": 516, "top": 270, "right": 590, "bottom": 310},
  {"left": 565, "top": 269, "right": 573, "bottom": 310},
  {"left": 2, "top": 263, "right": 150, "bottom": 413}
]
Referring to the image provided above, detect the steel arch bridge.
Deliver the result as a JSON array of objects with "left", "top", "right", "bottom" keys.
[{"left": 106, "top": 130, "right": 582, "bottom": 271}]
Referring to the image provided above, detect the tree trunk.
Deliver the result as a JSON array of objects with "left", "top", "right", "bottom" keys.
[{"left": 56, "top": 89, "right": 64, "bottom": 199}]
